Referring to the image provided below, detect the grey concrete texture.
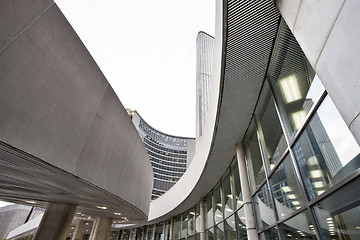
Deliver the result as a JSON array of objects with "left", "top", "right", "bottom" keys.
[
  {"left": 0, "top": 0, "right": 53, "bottom": 50},
  {"left": 71, "top": 220, "right": 85, "bottom": 240},
  {"left": 0, "top": 0, "right": 152, "bottom": 217},
  {"left": 276, "top": 0, "right": 360, "bottom": 145},
  {"left": 33, "top": 202, "right": 76, "bottom": 240},
  {"left": 275, "top": 0, "right": 302, "bottom": 31},
  {"left": 88, "top": 217, "right": 112, "bottom": 240}
]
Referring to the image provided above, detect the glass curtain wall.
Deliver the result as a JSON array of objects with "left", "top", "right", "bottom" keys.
[{"left": 244, "top": 19, "right": 360, "bottom": 239}]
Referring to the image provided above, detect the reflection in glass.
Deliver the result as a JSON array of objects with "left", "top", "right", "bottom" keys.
[
  {"left": 245, "top": 121, "right": 267, "bottom": 193},
  {"left": 259, "top": 227, "right": 279, "bottom": 240},
  {"left": 214, "top": 223, "right": 225, "bottom": 240},
  {"left": 154, "top": 222, "right": 166, "bottom": 240},
  {"left": 294, "top": 96, "right": 360, "bottom": 199},
  {"left": 195, "top": 202, "right": 201, "bottom": 234},
  {"left": 267, "top": 19, "right": 322, "bottom": 141},
  {"left": 188, "top": 207, "right": 196, "bottom": 236},
  {"left": 205, "top": 192, "right": 214, "bottom": 228},
  {"left": 188, "top": 235, "right": 195, "bottom": 240},
  {"left": 224, "top": 215, "right": 237, "bottom": 240},
  {"left": 279, "top": 210, "right": 317, "bottom": 239},
  {"left": 147, "top": 225, "right": 154, "bottom": 240},
  {"left": 270, "top": 154, "right": 307, "bottom": 219},
  {"left": 174, "top": 215, "right": 182, "bottom": 239},
  {"left": 256, "top": 82, "right": 288, "bottom": 169},
  {"left": 313, "top": 177, "right": 360, "bottom": 240},
  {"left": 231, "top": 160, "right": 243, "bottom": 209},
  {"left": 181, "top": 211, "right": 188, "bottom": 238},
  {"left": 253, "top": 183, "right": 276, "bottom": 230},
  {"left": 213, "top": 184, "right": 223, "bottom": 224},
  {"left": 222, "top": 170, "right": 233, "bottom": 218},
  {"left": 235, "top": 207, "right": 247, "bottom": 239},
  {"left": 206, "top": 228, "right": 215, "bottom": 240}
]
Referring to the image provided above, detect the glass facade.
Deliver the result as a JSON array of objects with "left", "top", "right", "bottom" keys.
[
  {"left": 114, "top": 19, "right": 360, "bottom": 240},
  {"left": 135, "top": 116, "right": 194, "bottom": 200}
]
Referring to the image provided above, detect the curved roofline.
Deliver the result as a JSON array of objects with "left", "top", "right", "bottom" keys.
[
  {"left": 133, "top": 110, "right": 196, "bottom": 140},
  {"left": 145, "top": 0, "right": 280, "bottom": 224},
  {"left": 197, "top": 31, "right": 215, "bottom": 39}
]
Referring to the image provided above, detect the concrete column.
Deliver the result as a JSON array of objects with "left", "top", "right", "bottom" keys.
[
  {"left": 71, "top": 220, "right": 86, "bottom": 240},
  {"left": 235, "top": 142, "right": 258, "bottom": 240},
  {"left": 199, "top": 198, "right": 206, "bottom": 240},
  {"left": 89, "top": 217, "right": 113, "bottom": 240},
  {"left": 33, "top": 202, "right": 76, "bottom": 240},
  {"left": 168, "top": 218, "right": 173, "bottom": 240}
]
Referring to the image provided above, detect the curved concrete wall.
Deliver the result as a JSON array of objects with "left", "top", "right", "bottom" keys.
[{"left": 0, "top": 0, "right": 152, "bottom": 217}]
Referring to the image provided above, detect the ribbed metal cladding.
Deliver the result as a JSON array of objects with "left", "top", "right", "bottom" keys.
[
  {"left": 218, "top": 0, "right": 280, "bottom": 144},
  {"left": 190, "top": 0, "right": 281, "bottom": 206},
  {"left": 196, "top": 32, "right": 215, "bottom": 139},
  {"left": 146, "top": 1, "right": 283, "bottom": 221}
]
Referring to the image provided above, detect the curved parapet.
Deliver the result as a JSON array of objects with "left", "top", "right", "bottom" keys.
[{"left": 0, "top": 1, "right": 152, "bottom": 222}]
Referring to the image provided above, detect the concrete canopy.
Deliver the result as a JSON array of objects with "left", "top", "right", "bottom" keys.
[{"left": 0, "top": 0, "right": 153, "bottom": 222}]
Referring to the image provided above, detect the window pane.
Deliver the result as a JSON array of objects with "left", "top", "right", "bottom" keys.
[
  {"left": 195, "top": 202, "right": 201, "bottom": 233},
  {"left": 270, "top": 154, "right": 307, "bottom": 219},
  {"left": 214, "top": 223, "right": 225, "bottom": 240},
  {"left": 267, "top": 19, "right": 322, "bottom": 141},
  {"left": 188, "top": 235, "right": 195, "bottom": 240},
  {"left": 188, "top": 207, "right": 196, "bottom": 236},
  {"left": 294, "top": 96, "right": 360, "bottom": 199},
  {"left": 205, "top": 192, "right": 214, "bottom": 228},
  {"left": 253, "top": 183, "right": 276, "bottom": 230},
  {"left": 222, "top": 170, "right": 233, "bottom": 218},
  {"left": 147, "top": 225, "right": 154, "bottom": 240},
  {"left": 231, "top": 160, "right": 243, "bottom": 209},
  {"left": 235, "top": 207, "right": 247, "bottom": 239},
  {"left": 313, "top": 176, "right": 360, "bottom": 240},
  {"left": 279, "top": 210, "right": 317, "bottom": 239},
  {"left": 213, "top": 183, "right": 223, "bottom": 224},
  {"left": 181, "top": 211, "right": 188, "bottom": 238},
  {"left": 163, "top": 221, "right": 170, "bottom": 240},
  {"left": 259, "top": 227, "right": 279, "bottom": 240},
  {"left": 245, "top": 121, "right": 267, "bottom": 193},
  {"left": 224, "top": 215, "right": 237, "bottom": 240},
  {"left": 256, "top": 82, "right": 288, "bottom": 169},
  {"left": 206, "top": 228, "right": 215, "bottom": 240},
  {"left": 154, "top": 222, "right": 164, "bottom": 240},
  {"left": 174, "top": 215, "right": 182, "bottom": 239}
]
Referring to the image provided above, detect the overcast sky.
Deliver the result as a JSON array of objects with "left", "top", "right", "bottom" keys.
[
  {"left": 55, "top": 0, "right": 216, "bottom": 137},
  {"left": 0, "top": 0, "right": 215, "bottom": 208}
]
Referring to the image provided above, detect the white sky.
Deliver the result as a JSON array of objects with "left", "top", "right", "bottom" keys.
[
  {"left": 55, "top": 0, "right": 216, "bottom": 137},
  {"left": 1, "top": 0, "right": 215, "bottom": 208}
]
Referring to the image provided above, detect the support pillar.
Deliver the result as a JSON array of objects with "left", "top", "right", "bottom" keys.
[
  {"left": 33, "top": 202, "right": 77, "bottom": 240},
  {"left": 89, "top": 217, "right": 113, "bottom": 240},
  {"left": 235, "top": 142, "right": 258, "bottom": 240},
  {"left": 169, "top": 218, "right": 173, "bottom": 240},
  {"left": 71, "top": 220, "right": 86, "bottom": 240},
  {"left": 199, "top": 198, "right": 206, "bottom": 240}
]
